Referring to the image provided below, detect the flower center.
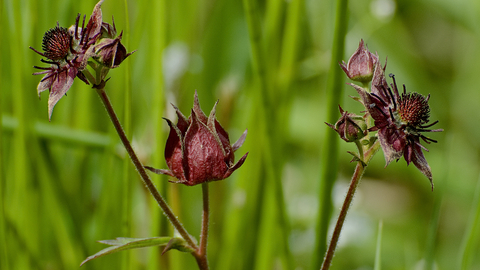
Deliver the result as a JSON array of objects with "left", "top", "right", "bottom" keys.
[
  {"left": 397, "top": 92, "right": 430, "bottom": 127},
  {"left": 42, "top": 26, "right": 71, "bottom": 61}
]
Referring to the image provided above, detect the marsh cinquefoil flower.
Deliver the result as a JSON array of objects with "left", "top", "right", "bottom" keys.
[
  {"left": 349, "top": 60, "right": 443, "bottom": 189},
  {"left": 146, "top": 91, "right": 249, "bottom": 186},
  {"left": 30, "top": 0, "right": 132, "bottom": 120}
]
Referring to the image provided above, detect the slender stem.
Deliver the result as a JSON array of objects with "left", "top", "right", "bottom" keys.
[
  {"left": 94, "top": 87, "right": 198, "bottom": 251},
  {"left": 320, "top": 140, "right": 380, "bottom": 270},
  {"left": 193, "top": 183, "right": 210, "bottom": 270},
  {"left": 321, "top": 160, "right": 365, "bottom": 270}
]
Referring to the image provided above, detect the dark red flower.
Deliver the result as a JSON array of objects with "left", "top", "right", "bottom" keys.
[
  {"left": 146, "top": 91, "right": 249, "bottom": 186},
  {"left": 30, "top": 0, "right": 131, "bottom": 120},
  {"left": 349, "top": 60, "right": 443, "bottom": 189},
  {"left": 30, "top": 0, "right": 105, "bottom": 120}
]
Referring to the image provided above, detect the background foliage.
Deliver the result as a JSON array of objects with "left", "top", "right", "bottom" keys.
[{"left": 1, "top": 0, "right": 480, "bottom": 269}]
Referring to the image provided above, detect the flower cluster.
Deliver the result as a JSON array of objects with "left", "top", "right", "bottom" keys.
[
  {"left": 30, "top": 0, "right": 133, "bottom": 120},
  {"left": 146, "top": 91, "right": 249, "bottom": 186},
  {"left": 334, "top": 40, "right": 443, "bottom": 189}
]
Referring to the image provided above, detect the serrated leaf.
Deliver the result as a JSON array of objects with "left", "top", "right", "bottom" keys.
[{"left": 80, "top": 237, "right": 194, "bottom": 266}]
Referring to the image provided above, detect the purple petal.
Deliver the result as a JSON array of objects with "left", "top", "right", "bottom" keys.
[
  {"left": 37, "top": 73, "right": 54, "bottom": 97},
  {"left": 171, "top": 103, "right": 189, "bottom": 134},
  {"left": 410, "top": 143, "right": 434, "bottom": 190},
  {"left": 223, "top": 152, "right": 249, "bottom": 179},
  {"left": 232, "top": 129, "right": 247, "bottom": 152},
  {"left": 47, "top": 67, "right": 77, "bottom": 120},
  {"left": 206, "top": 101, "right": 229, "bottom": 157},
  {"left": 378, "top": 127, "right": 404, "bottom": 166},
  {"left": 192, "top": 90, "right": 208, "bottom": 124},
  {"left": 371, "top": 59, "right": 392, "bottom": 102},
  {"left": 163, "top": 118, "right": 188, "bottom": 182},
  {"left": 86, "top": 0, "right": 104, "bottom": 40},
  {"left": 348, "top": 83, "right": 391, "bottom": 124}
]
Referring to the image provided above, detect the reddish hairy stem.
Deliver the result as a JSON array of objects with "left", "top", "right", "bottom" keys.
[
  {"left": 320, "top": 161, "right": 365, "bottom": 270},
  {"left": 193, "top": 182, "right": 210, "bottom": 270},
  {"left": 95, "top": 87, "right": 198, "bottom": 251},
  {"left": 321, "top": 140, "right": 380, "bottom": 270}
]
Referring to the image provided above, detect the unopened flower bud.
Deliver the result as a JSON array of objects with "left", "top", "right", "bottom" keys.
[
  {"left": 326, "top": 105, "right": 367, "bottom": 142},
  {"left": 94, "top": 32, "right": 134, "bottom": 68},
  {"left": 146, "top": 91, "right": 249, "bottom": 186},
  {"left": 340, "top": 39, "right": 378, "bottom": 83}
]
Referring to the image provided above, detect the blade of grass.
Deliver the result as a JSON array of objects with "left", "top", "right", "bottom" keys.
[
  {"left": 0, "top": 3, "right": 7, "bottom": 265},
  {"left": 459, "top": 172, "right": 480, "bottom": 270},
  {"left": 2, "top": 115, "right": 111, "bottom": 147},
  {"left": 146, "top": 0, "right": 168, "bottom": 268},
  {"left": 312, "top": 0, "right": 349, "bottom": 268},
  {"left": 35, "top": 141, "right": 83, "bottom": 267},
  {"left": 242, "top": 0, "right": 293, "bottom": 268},
  {"left": 424, "top": 197, "right": 442, "bottom": 270},
  {"left": 374, "top": 220, "right": 383, "bottom": 270},
  {"left": 0, "top": 60, "right": 8, "bottom": 270},
  {"left": 121, "top": 1, "right": 133, "bottom": 269},
  {"left": 7, "top": 0, "right": 40, "bottom": 266}
]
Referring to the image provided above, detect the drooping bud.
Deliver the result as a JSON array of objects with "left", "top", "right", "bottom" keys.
[
  {"left": 340, "top": 39, "right": 378, "bottom": 83},
  {"left": 326, "top": 105, "right": 368, "bottom": 143}
]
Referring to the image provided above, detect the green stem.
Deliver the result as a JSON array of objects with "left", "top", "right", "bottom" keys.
[
  {"left": 460, "top": 172, "right": 480, "bottom": 269},
  {"left": 355, "top": 140, "right": 364, "bottom": 160},
  {"left": 94, "top": 87, "right": 198, "bottom": 251},
  {"left": 313, "top": 0, "right": 349, "bottom": 267},
  {"left": 194, "top": 183, "right": 210, "bottom": 270},
  {"left": 242, "top": 0, "right": 293, "bottom": 268},
  {"left": 374, "top": 220, "right": 383, "bottom": 270},
  {"left": 321, "top": 140, "right": 380, "bottom": 270}
]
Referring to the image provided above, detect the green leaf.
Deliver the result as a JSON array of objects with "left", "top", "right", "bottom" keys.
[
  {"left": 80, "top": 237, "right": 194, "bottom": 266},
  {"left": 347, "top": 151, "right": 366, "bottom": 166}
]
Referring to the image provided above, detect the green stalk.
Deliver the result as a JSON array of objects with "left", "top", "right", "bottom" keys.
[
  {"left": 312, "top": 0, "right": 349, "bottom": 268},
  {"left": 0, "top": 3, "right": 7, "bottom": 265},
  {"left": 460, "top": 172, "right": 480, "bottom": 269},
  {"left": 148, "top": 0, "right": 168, "bottom": 268},
  {"left": 242, "top": 0, "right": 293, "bottom": 268},
  {"left": 8, "top": 0, "right": 39, "bottom": 263},
  {"left": 0, "top": 59, "right": 7, "bottom": 270}
]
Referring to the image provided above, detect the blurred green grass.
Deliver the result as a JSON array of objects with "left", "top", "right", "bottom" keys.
[{"left": 1, "top": 0, "right": 480, "bottom": 269}]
